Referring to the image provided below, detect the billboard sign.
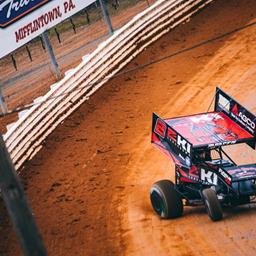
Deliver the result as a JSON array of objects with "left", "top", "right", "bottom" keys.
[{"left": 0, "top": 0, "right": 95, "bottom": 59}]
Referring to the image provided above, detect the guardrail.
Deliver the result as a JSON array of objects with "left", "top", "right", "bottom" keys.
[{"left": 4, "top": 0, "right": 214, "bottom": 171}]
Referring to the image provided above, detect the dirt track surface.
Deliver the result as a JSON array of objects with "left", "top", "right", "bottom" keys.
[{"left": 1, "top": 0, "right": 256, "bottom": 255}]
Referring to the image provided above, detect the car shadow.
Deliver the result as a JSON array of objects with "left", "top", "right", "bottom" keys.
[{"left": 183, "top": 202, "right": 256, "bottom": 221}]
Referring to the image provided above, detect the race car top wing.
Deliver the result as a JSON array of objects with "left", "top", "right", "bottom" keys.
[
  {"left": 165, "top": 111, "right": 254, "bottom": 149},
  {"left": 152, "top": 88, "right": 255, "bottom": 164},
  {"left": 214, "top": 87, "right": 256, "bottom": 149}
]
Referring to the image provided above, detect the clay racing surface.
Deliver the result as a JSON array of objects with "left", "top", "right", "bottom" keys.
[{"left": 1, "top": 0, "right": 256, "bottom": 255}]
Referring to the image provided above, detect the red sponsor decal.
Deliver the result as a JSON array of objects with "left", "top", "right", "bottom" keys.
[
  {"left": 189, "top": 165, "right": 199, "bottom": 177},
  {"left": 167, "top": 127, "right": 177, "bottom": 142},
  {"left": 178, "top": 167, "right": 188, "bottom": 178},
  {"left": 225, "top": 178, "right": 231, "bottom": 185},
  {"left": 154, "top": 118, "right": 166, "bottom": 138},
  {"left": 151, "top": 132, "right": 160, "bottom": 144},
  {"left": 231, "top": 103, "right": 239, "bottom": 115},
  {"left": 180, "top": 177, "right": 196, "bottom": 183}
]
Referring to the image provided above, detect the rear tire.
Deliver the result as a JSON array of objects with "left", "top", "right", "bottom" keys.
[
  {"left": 202, "top": 188, "right": 223, "bottom": 221},
  {"left": 150, "top": 180, "right": 183, "bottom": 219}
]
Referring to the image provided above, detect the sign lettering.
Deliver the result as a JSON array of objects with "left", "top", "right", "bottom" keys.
[{"left": 0, "top": 0, "right": 95, "bottom": 59}]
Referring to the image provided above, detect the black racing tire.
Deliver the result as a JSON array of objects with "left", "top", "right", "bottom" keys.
[
  {"left": 150, "top": 180, "right": 183, "bottom": 219},
  {"left": 202, "top": 188, "right": 223, "bottom": 221}
]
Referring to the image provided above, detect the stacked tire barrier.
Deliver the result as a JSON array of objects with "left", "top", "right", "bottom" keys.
[{"left": 4, "top": 0, "right": 214, "bottom": 171}]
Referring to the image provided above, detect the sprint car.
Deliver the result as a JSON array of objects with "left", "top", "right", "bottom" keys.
[{"left": 150, "top": 88, "right": 256, "bottom": 221}]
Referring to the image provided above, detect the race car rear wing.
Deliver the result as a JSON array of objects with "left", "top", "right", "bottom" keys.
[
  {"left": 214, "top": 87, "right": 256, "bottom": 149},
  {"left": 152, "top": 88, "right": 255, "bottom": 166},
  {"left": 152, "top": 113, "right": 193, "bottom": 167}
]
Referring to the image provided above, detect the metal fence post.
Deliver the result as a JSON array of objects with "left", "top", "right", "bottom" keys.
[
  {"left": 0, "top": 85, "right": 8, "bottom": 114},
  {"left": 99, "top": 0, "right": 114, "bottom": 35},
  {"left": 41, "top": 31, "right": 62, "bottom": 80},
  {"left": 0, "top": 134, "right": 47, "bottom": 255}
]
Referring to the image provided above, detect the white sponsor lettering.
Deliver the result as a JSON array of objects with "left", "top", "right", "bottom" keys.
[
  {"left": 231, "top": 112, "right": 254, "bottom": 134},
  {"left": 201, "top": 168, "right": 218, "bottom": 185},
  {"left": 238, "top": 112, "right": 255, "bottom": 130},
  {"left": 208, "top": 140, "right": 236, "bottom": 148},
  {"left": 177, "top": 135, "right": 191, "bottom": 155}
]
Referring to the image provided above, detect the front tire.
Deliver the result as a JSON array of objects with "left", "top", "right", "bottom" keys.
[
  {"left": 150, "top": 180, "right": 183, "bottom": 219},
  {"left": 202, "top": 188, "right": 223, "bottom": 221}
]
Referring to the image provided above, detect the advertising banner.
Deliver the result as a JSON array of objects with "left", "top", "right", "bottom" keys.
[{"left": 0, "top": 0, "right": 95, "bottom": 59}]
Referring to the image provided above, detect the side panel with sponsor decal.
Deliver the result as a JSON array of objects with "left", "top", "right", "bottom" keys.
[
  {"left": 175, "top": 165, "right": 200, "bottom": 184},
  {"left": 224, "top": 164, "right": 256, "bottom": 181},
  {"left": 200, "top": 168, "right": 218, "bottom": 185},
  {"left": 176, "top": 163, "right": 235, "bottom": 186},
  {"left": 176, "top": 163, "right": 231, "bottom": 186},
  {"left": 214, "top": 87, "right": 256, "bottom": 149},
  {"left": 152, "top": 113, "right": 193, "bottom": 167}
]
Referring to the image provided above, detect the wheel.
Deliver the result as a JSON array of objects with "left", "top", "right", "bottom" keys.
[
  {"left": 150, "top": 180, "right": 183, "bottom": 219},
  {"left": 202, "top": 188, "right": 223, "bottom": 221}
]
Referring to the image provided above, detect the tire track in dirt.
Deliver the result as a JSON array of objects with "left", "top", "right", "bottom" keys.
[{"left": 122, "top": 14, "right": 256, "bottom": 256}]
